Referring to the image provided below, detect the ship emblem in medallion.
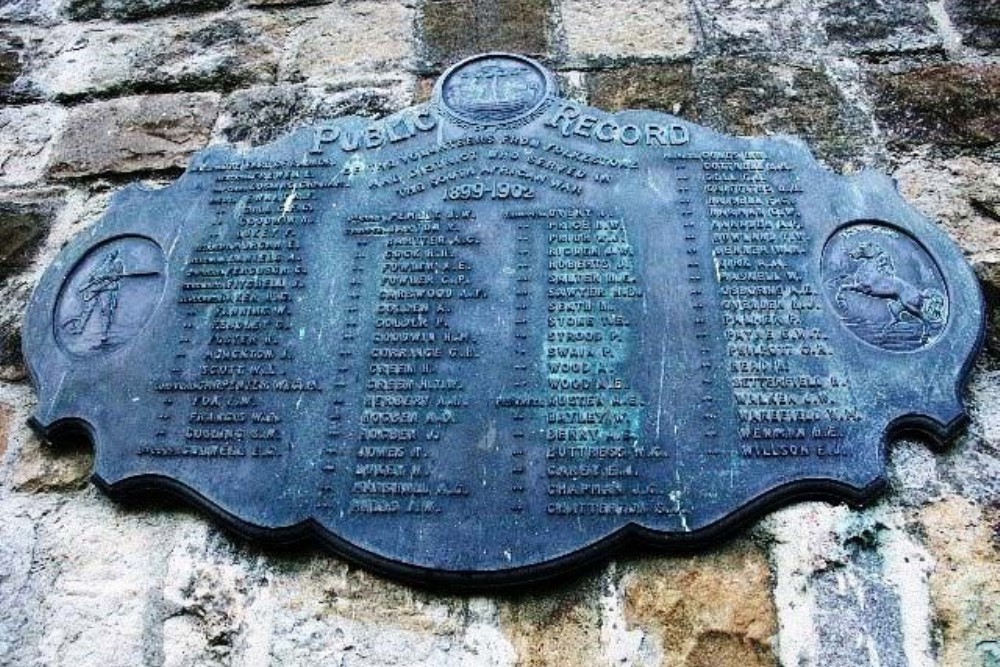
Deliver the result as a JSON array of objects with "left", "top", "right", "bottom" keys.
[{"left": 438, "top": 54, "right": 551, "bottom": 125}]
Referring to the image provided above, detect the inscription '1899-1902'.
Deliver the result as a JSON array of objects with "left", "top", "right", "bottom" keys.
[{"left": 24, "top": 53, "right": 983, "bottom": 588}]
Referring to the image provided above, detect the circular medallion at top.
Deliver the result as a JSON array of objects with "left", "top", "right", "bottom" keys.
[{"left": 436, "top": 53, "right": 553, "bottom": 126}]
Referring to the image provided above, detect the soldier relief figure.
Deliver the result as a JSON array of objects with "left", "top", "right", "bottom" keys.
[
  {"left": 62, "top": 248, "right": 125, "bottom": 346},
  {"left": 53, "top": 237, "right": 165, "bottom": 356}
]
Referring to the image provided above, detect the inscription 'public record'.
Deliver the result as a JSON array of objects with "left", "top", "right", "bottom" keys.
[{"left": 24, "top": 53, "right": 983, "bottom": 588}]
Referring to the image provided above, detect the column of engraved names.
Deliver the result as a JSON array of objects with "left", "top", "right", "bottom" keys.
[
  {"left": 147, "top": 162, "right": 320, "bottom": 461},
  {"left": 670, "top": 157, "right": 724, "bottom": 456},
  {"left": 343, "top": 210, "right": 481, "bottom": 516},
  {"left": 543, "top": 208, "right": 649, "bottom": 518},
  {"left": 509, "top": 215, "right": 534, "bottom": 513},
  {"left": 315, "top": 238, "right": 367, "bottom": 510},
  {"left": 699, "top": 151, "right": 859, "bottom": 455}
]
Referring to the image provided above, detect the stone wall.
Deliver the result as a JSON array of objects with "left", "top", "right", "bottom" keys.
[{"left": 1, "top": 1, "right": 998, "bottom": 665}]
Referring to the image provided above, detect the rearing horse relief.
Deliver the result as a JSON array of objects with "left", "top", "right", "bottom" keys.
[{"left": 835, "top": 241, "right": 947, "bottom": 345}]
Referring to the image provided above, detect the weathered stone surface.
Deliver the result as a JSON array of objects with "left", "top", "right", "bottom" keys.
[
  {"left": 10, "top": 428, "right": 92, "bottom": 492},
  {"left": 0, "top": 402, "right": 11, "bottom": 459},
  {"left": 561, "top": 0, "right": 694, "bottom": 62},
  {"left": 161, "top": 523, "right": 269, "bottom": 666},
  {"left": 623, "top": 542, "right": 777, "bottom": 667},
  {"left": 886, "top": 439, "right": 946, "bottom": 507},
  {"left": 282, "top": 2, "right": 414, "bottom": 83},
  {"left": 27, "top": 495, "right": 172, "bottom": 667},
  {"left": 766, "top": 504, "right": 937, "bottom": 667},
  {"left": 976, "top": 263, "right": 1000, "bottom": 367},
  {"left": 0, "top": 104, "right": 66, "bottom": 186},
  {"left": 945, "top": 0, "right": 1000, "bottom": 50},
  {"left": 499, "top": 574, "right": 606, "bottom": 667},
  {"left": 587, "top": 64, "right": 694, "bottom": 116},
  {"left": 0, "top": 191, "right": 59, "bottom": 378},
  {"left": 245, "top": 0, "right": 331, "bottom": 6},
  {"left": 892, "top": 156, "right": 1000, "bottom": 259},
  {"left": 217, "top": 77, "right": 415, "bottom": 146},
  {"left": 694, "top": 57, "right": 872, "bottom": 170},
  {"left": 935, "top": 370, "right": 1000, "bottom": 504},
  {"left": 921, "top": 496, "right": 1000, "bottom": 667},
  {"left": 262, "top": 557, "right": 516, "bottom": 665},
  {"left": 688, "top": 0, "right": 816, "bottom": 55},
  {"left": 0, "top": 36, "right": 22, "bottom": 91},
  {"left": 0, "top": 508, "right": 40, "bottom": 665},
  {"left": 62, "top": 0, "right": 230, "bottom": 21},
  {"left": 420, "top": 0, "right": 551, "bottom": 67},
  {"left": 48, "top": 92, "right": 219, "bottom": 178},
  {"left": 0, "top": 32, "right": 37, "bottom": 103},
  {"left": 870, "top": 65, "right": 1000, "bottom": 149},
  {"left": 27, "top": 16, "right": 281, "bottom": 101},
  {"left": 0, "top": 196, "right": 58, "bottom": 279},
  {"left": 0, "top": 0, "right": 60, "bottom": 24},
  {"left": 819, "top": 0, "right": 940, "bottom": 53},
  {"left": 0, "top": 280, "right": 32, "bottom": 381}
]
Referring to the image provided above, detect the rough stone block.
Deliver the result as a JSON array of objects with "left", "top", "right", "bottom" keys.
[
  {"left": 0, "top": 0, "right": 60, "bottom": 25},
  {"left": 0, "top": 35, "right": 22, "bottom": 94},
  {"left": 0, "top": 197, "right": 57, "bottom": 280},
  {"left": 764, "top": 504, "right": 939, "bottom": 667},
  {"left": 281, "top": 2, "right": 414, "bottom": 84},
  {"left": 0, "top": 104, "right": 66, "bottom": 186},
  {"left": 561, "top": 0, "right": 694, "bottom": 62},
  {"left": 48, "top": 92, "right": 219, "bottom": 178},
  {"left": 0, "top": 32, "right": 40, "bottom": 103},
  {"left": 689, "top": 0, "right": 816, "bottom": 55},
  {"left": 976, "top": 262, "right": 1000, "bottom": 367},
  {"left": 587, "top": 64, "right": 694, "bottom": 116},
  {"left": 217, "top": 77, "right": 415, "bottom": 147},
  {"left": 260, "top": 558, "right": 514, "bottom": 664},
  {"left": 420, "top": 0, "right": 551, "bottom": 67},
  {"left": 27, "top": 498, "right": 172, "bottom": 666},
  {"left": 499, "top": 575, "right": 604, "bottom": 666},
  {"left": 61, "top": 0, "right": 230, "bottom": 21},
  {"left": 892, "top": 156, "right": 1000, "bottom": 259},
  {"left": 819, "top": 0, "right": 940, "bottom": 53},
  {"left": 0, "top": 188, "right": 62, "bottom": 379},
  {"left": 870, "top": 65, "right": 1000, "bottom": 149},
  {"left": 244, "top": 0, "right": 332, "bottom": 6},
  {"left": 414, "top": 75, "right": 435, "bottom": 104},
  {"left": 921, "top": 496, "right": 1000, "bottom": 667},
  {"left": 27, "top": 15, "right": 280, "bottom": 101},
  {"left": 809, "top": 534, "right": 910, "bottom": 667},
  {"left": 0, "top": 504, "right": 40, "bottom": 667},
  {"left": 945, "top": 0, "right": 1000, "bottom": 51},
  {"left": 0, "top": 403, "right": 10, "bottom": 459},
  {"left": 0, "top": 280, "right": 32, "bottom": 381},
  {"left": 623, "top": 542, "right": 778, "bottom": 667},
  {"left": 693, "top": 57, "right": 872, "bottom": 170},
  {"left": 0, "top": 193, "right": 55, "bottom": 379},
  {"left": 10, "top": 428, "right": 92, "bottom": 492}
]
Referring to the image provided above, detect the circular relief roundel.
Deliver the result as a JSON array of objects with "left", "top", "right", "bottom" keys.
[
  {"left": 54, "top": 235, "right": 166, "bottom": 357},
  {"left": 438, "top": 54, "right": 551, "bottom": 125},
  {"left": 822, "top": 222, "right": 949, "bottom": 352}
]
